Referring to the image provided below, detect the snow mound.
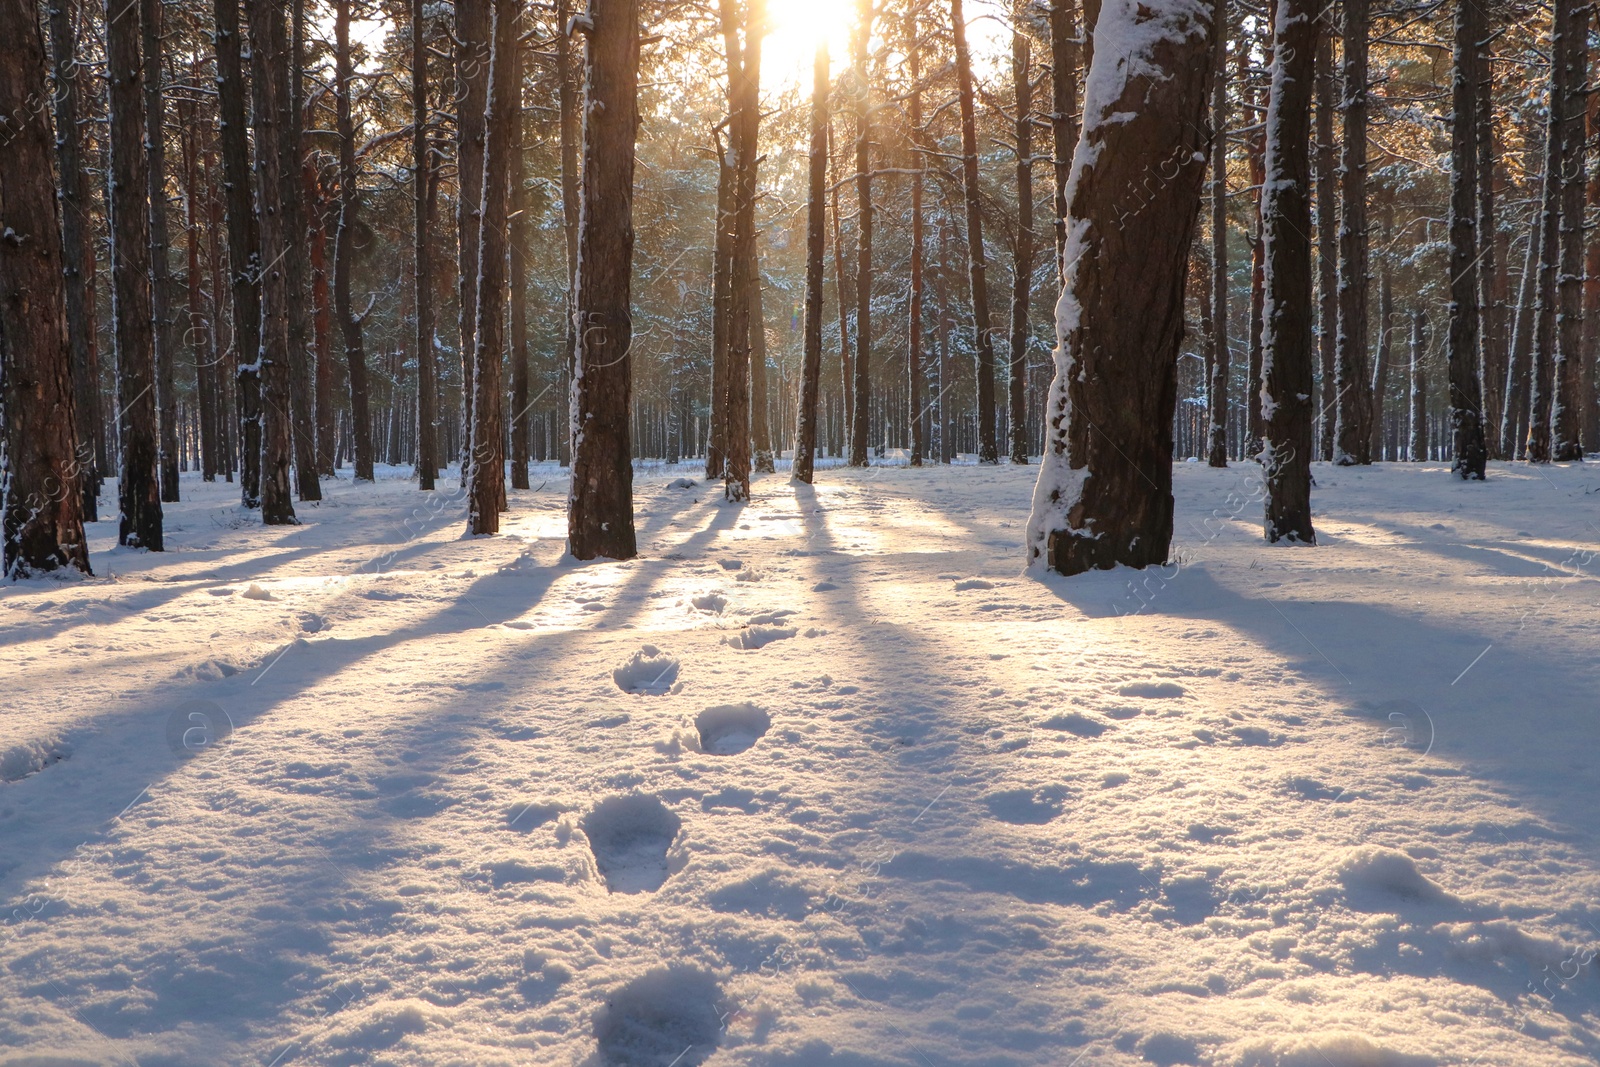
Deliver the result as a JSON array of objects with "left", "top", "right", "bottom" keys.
[
  {"left": 1039, "top": 711, "right": 1110, "bottom": 737},
  {"left": 593, "top": 966, "right": 724, "bottom": 1067},
  {"left": 695, "top": 703, "right": 771, "bottom": 755},
  {"left": 954, "top": 578, "right": 995, "bottom": 590},
  {"left": 240, "top": 582, "right": 275, "bottom": 601},
  {"left": 0, "top": 735, "right": 71, "bottom": 783},
  {"left": 583, "top": 795, "right": 682, "bottom": 893},
  {"left": 666, "top": 477, "right": 697, "bottom": 489},
  {"left": 319, "top": 998, "right": 434, "bottom": 1053},
  {"left": 1233, "top": 1032, "right": 1433, "bottom": 1066},
  {"left": 691, "top": 593, "right": 726, "bottom": 613},
  {"left": 1118, "top": 680, "right": 1186, "bottom": 698},
  {"left": 723, "top": 625, "right": 796, "bottom": 650},
  {"left": 613, "top": 646, "right": 680, "bottom": 695},
  {"left": 1336, "top": 846, "right": 1452, "bottom": 906}
]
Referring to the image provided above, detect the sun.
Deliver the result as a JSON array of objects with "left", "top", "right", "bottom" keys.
[{"left": 761, "top": 0, "right": 859, "bottom": 91}]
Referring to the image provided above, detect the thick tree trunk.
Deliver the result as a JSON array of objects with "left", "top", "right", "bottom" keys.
[
  {"left": 1409, "top": 309, "right": 1429, "bottom": 460},
  {"left": 907, "top": 16, "right": 926, "bottom": 467},
  {"left": 793, "top": 43, "right": 830, "bottom": 485},
  {"left": 456, "top": 0, "right": 490, "bottom": 479},
  {"left": 722, "top": 0, "right": 763, "bottom": 501},
  {"left": 567, "top": 0, "right": 641, "bottom": 559},
  {"left": 334, "top": 0, "right": 374, "bottom": 482},
  {"left": 413, "top": 0, "right": 439, "bottom": 489},
  {"left": 1026, "top": 0, "right": 1216, "bottom": 575},
  {"left": 1260, "top": 0, "right": 1317, "bottom": 543},
  {"left": 952, "top": 0, "right": 999, "bottom": 463},
  {"left": 1, "top": 0, "right": 92, "bottom": 576},
  {"left": 1584, "top": 91, "right": 1600, "bottom": 454},
  {"left": 1007, "top": 25, "right": 1034, "bottom": 466},
  {"left": 1049, "top": 0, "right": 1080, "bottom": 286},
  {"left": 247, "top": 0, "right": 298, "bottom": 524},
  {"left": 1550, "top": 0, "right": 1588, "bottom": 461},
  {"left": 509, "top": 17, "right": 531, "bottom": 492},
  {"left": 47, "top": 0, "right": 104, "bottom": 520},
  {"left": 849, "top": 0, "right": 873, "bottom": 467},
  {"left": 1334, "top": 0, "right": 1372, "bottom": 464},
  {"left": 1446, "top": 0, "right": 1487, "bottom": 477},
  {"left": 142, "top": 0, "right": 181, "bottom": 503},
  {"left": 467, "top": 0, "right": 517, "bottom": 534},
  {"left": 107, "top": 0, "right": 164, "bottom": 547},
  {"left": 1314, "top": 30, "right": 1337, "bottom": 462},
  {"left": 1206, "top": 0, "right": 1229, "bottom": 468},
  {"left": 284, "top": 0, "right": 321, "bottom": 500},
  {"left": 213, "top": 0, "right": 261, "bottom": 504}
]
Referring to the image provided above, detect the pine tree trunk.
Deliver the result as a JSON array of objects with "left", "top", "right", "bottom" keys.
[
  {"left": 722, "top": 0, "right": 763, "bottom": 501},
  {"left": 508, "top": 16, "right": 531, "bottom": 492},
  {"left": 334, "top": 0, "right": 374, "bottom": 483},
  {"left": 413, "top": 0, "right": 439, "bottom": 489},
  {"left": 1206, "top": 0, "right": 1229, "bottom": 469},
  {"left": 1260, "top": 0, "right": 1317, "bottom": 544},
  {"left": 467, "top": 0, "right": 517, "bottom": 534},
  {"left": 556, "top": 0, "right": 579, "bottom": 468},
  {"left": 1007, "top": 24, "right": 1034, "bottom": 466},
  {"left": 1049, "top": 0, "right": 1080, "bottom": 286},
  {"left": 213, "top": 0, "right": 261, "bottom": 504},
  {"left": 285, "top": 0, "right": 321, "bottom": 500},
  {"left": 1527, "top": 0, "right": 1569, "bottom": 464},
  {"left": 1314, "top": 30, "right": 1337, "bottom": 461},
  {"left": 1550, "top": 0, "right": 1588, "bottom": 460},
  {"left": 829, "top": 123, "right": 854, "bottom": 445},
  {"left": 1478, "top": 41, "right": 1506, "bottom": 460},
  {"left": 46, "top": 0, "right": 104, "bottom": 520},
  {"left": 751, "top": 253, "right": 775, "bottom": 473},
  {"left": 953, "top": 0, "right": 999, "bottom": 463},
  {"left": 1, "top": 0, "right": 92, "bottom": 576},
  {"left": 456, "top": 0, "right": 490, "bottom": 480},
  {"left": 1245, "top": 46, "right": 1266, "bottom": 459},
  {"left": 179, "top": 89, "right": 216, "bottom": 482},
  {"left": 849, "top": 0, "right": 873, "bottom": 467},
  {"left": 793, "top": 42, "right": 830, "bottom": 485},
  {"left": 247, "top": 0, "right": 298, "bottom": 524},
  {"left": 308, "top": 164, "right": 337, "bottom": 476},
  {"left": 1370, "top": 242, "right": 1392, "bottom": 460},
  {"left": 141, "top": 0, "right": 181, "bottom": 503},
  {"left": 1409, "top": 309, "right": 1429, "bottom": 460},
  {"left": 1504, "top": 210, "right": 1540, "bottom": 458},
  {"left": 937, "top": 221, "right": 955, "bottom": 463},
  {"left": 1583, "top": 90, "right": 1600, "bottom": 453},
  {"left": 1446, "top": 0, "right": 1488, "bottom": 477},
  {"left": 907, "top": 15, "right": 926, "bottom": 468},
  {"left": 707, "top": 134, "right": 733, "bottom": 480},
  {"left": 107, "top": 0, "right": 164, "bottom": 547},
  {"left": 1026, "top": 0, "right": 1216, "bottom": 574},
  {"left": 1334, "top": 0, "right": 1372, "bottom": 464},
  {"left": 568, "top": 0, "right": 641, "bottom": 559}
]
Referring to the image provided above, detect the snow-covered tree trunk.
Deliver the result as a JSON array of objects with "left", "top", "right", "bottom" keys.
[
  {"left": 1445, "top": 0, "right": 1488, "bottom": 478},
  {"left": 1, "top": 0, "right": 92, "bottom": 577},
  {"left": 750, "top": 253, "right": 775, "bottom": 474},
  {"left": 567, "top": 0, "right": 641, "bottom": 560},
  {"left": 1259, "top": 0, "right": 1317, "bottom": 543},
  {"left": 107, "top": 0, "right": 165, "bottom": 547},
  {"left": 1025, "top": 0, "right": 1217, "bottom": 575},
  {"left": 1333, "top": 0, "right": 1372, "bottom": 465},
  {"left": 792, "top": 42, "right": 829, "bottom": 485},
  {"left": 707, "top": 136, "right": 733, "bottom": 481}
]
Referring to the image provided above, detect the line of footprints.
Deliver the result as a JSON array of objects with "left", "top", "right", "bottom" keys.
[{"left": 586, "top": 641, "right": 774, "bottom": 1066}]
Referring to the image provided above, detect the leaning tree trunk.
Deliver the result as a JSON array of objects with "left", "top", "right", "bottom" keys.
[
  {"left": 47, "top": 0, "right": 104, "bottom": 521},
  {"left": 1334, "top": 0, "right": 1372, "bottom": 464},
  {"left": 1314, "top": 30, "right": 1337, "bottom": 461},
  {"left": 509, "top": 18, "right": 532, "bottom": 492},
  {"left": 1550, "top": 0, "right": 1589, "bottom": 461},
  {"left": 213, "top": 0, "right": 261, "bottom": 504},
  {"left": 952, "top": 0, "right": 999, "bottom": 464},
  {"left": 247, "top": 0, "right": 298, "bottom": 524},
  {"left": 1, "top": 0, "right": 92, "bottom": 577},
  {"left": 1446, "top": 0, "right": 1487, "bottom": 477},
  {"left": 567, "top": 0, "right": 641, "bottom": 560},
  {"left": 1026, "top": 0, "right": 1217, "bottom": 575},
  {"left": 849, "top": 0, "right": 873, "bottom": 467},
  {"left": 907, "top": 15, "right": 926, "bottom": 467},
  {"left": 1526, "top": 0, "right": 1570, "bottom": 464},
  {"left": 1206, "top": 0, "right": 1229, "bottom": 468},
  {"left": 466, "top": 0, "right": 517, "bottom": 534},
  {"left": 1409, "top": 309, "right": 1429, "bottom": 460},
  {"left": 1259, "top": 0, "right": 1317, "bottom": 543},
  {"left": 455, "top": 0, "right": 490, "bottom": 479},
  {"left": 107, "top": 0, "right": 164, "bottom": 548},
  {"left": 334, "top": 0, "right": 375, "bottom": 482},
  {"left": 142, "top": 0, "right": 181, "bottom": 503},
  {"left": 793, "top": 42, "right": 829, "bottom": 485},
  {"left": 1007, "top": 23, "right": 1034, "bottom": 466},
  {"left": 413, "top": 0, "right": 439, "bottom": 489}
]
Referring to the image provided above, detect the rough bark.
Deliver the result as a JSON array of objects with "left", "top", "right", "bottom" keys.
[
  {"left": 722, "top": 0, "right": 763, "bottom": 501},
  {"left": 1446, "top": 0, "right": 1487, "bottom": 477},
  {"left": 1477, "top": 37, "right": 1506, "bottom": 460},
  {"left": 142, "top": 0, "right": 181, "bottom": 502},
  {"left": 1550, "top": 0, "right": 1588, "bottom": 461},
  {"left": 107, "top": 0, "right": 164, "bottom": 547},
  {"left": 1206, "top": 0, "right": 1229, "bottom": 468},
  {"left": 413, "top": 0, "right": 439, "bottom": 489},
  {"left": 793, "top": 43, "right": 830, "bottom": 485},
  {"left": 467, "top": 0, "right": 517, "bottom": 534},
  {"left": 334, "top": 0, "right": 374, "bottom": 482},
  {"left": 1026, "top": 0, "right": 1216, "bottom": 574},
  {"left": 284, "top": 0, "right": 320, "bottom": 500},
  {"left": 1049, "top": 0, "right": 1080, "bottom": 286},
  {"left": 952, "top": 0, "right": 999, "bottom": 463},
  {"left": 1259, "top": 0, "right": 1317, "bottom": 544},
  {"left": 1, "top": 0, "right": 92, "bottom": 576},
  {"left": 1333, "top": 0, "right": 1372, "bottom": 464},
  {"left": 1007, "top": 25, "right": 1034, "bottom": 466},
  {"left": 567, "top": 0, "right": 641, "bottom": 560},
  {"left": 246, "top": 0, "right": 297, "bottom": 524},
  {"left": 1245, "top": 43, "right": 1266, "bottom": 459}
]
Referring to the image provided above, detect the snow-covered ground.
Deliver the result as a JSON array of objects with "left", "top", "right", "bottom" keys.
[{"left": 2, "top": 458, "right": 1598, "bottom": 1067}]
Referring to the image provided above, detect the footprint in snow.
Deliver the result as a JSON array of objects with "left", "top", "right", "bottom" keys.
[
  {"left": 696, "top": 704, "right": 771, "bottom": 755},
  {"left": 985, "top": 787, "right": 1066, "bottom": 825},
  {"left": 594, "top": 967, "right": 724, "bottom": 1067},
  {"left": 583, "top": 794, "right": 681, "bottom": 893},
  {"left": 613, "top": 646, "right": 680, "bottom": 695}
]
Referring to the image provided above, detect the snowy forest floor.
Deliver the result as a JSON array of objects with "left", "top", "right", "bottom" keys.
[{"left": 2, "top": 458, "right": 1599, "bottom": 1067}]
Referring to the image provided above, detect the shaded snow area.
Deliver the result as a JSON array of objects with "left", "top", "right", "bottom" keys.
[{"left": 2, "top": 459, "right": 1599, "bottom": 1066}]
